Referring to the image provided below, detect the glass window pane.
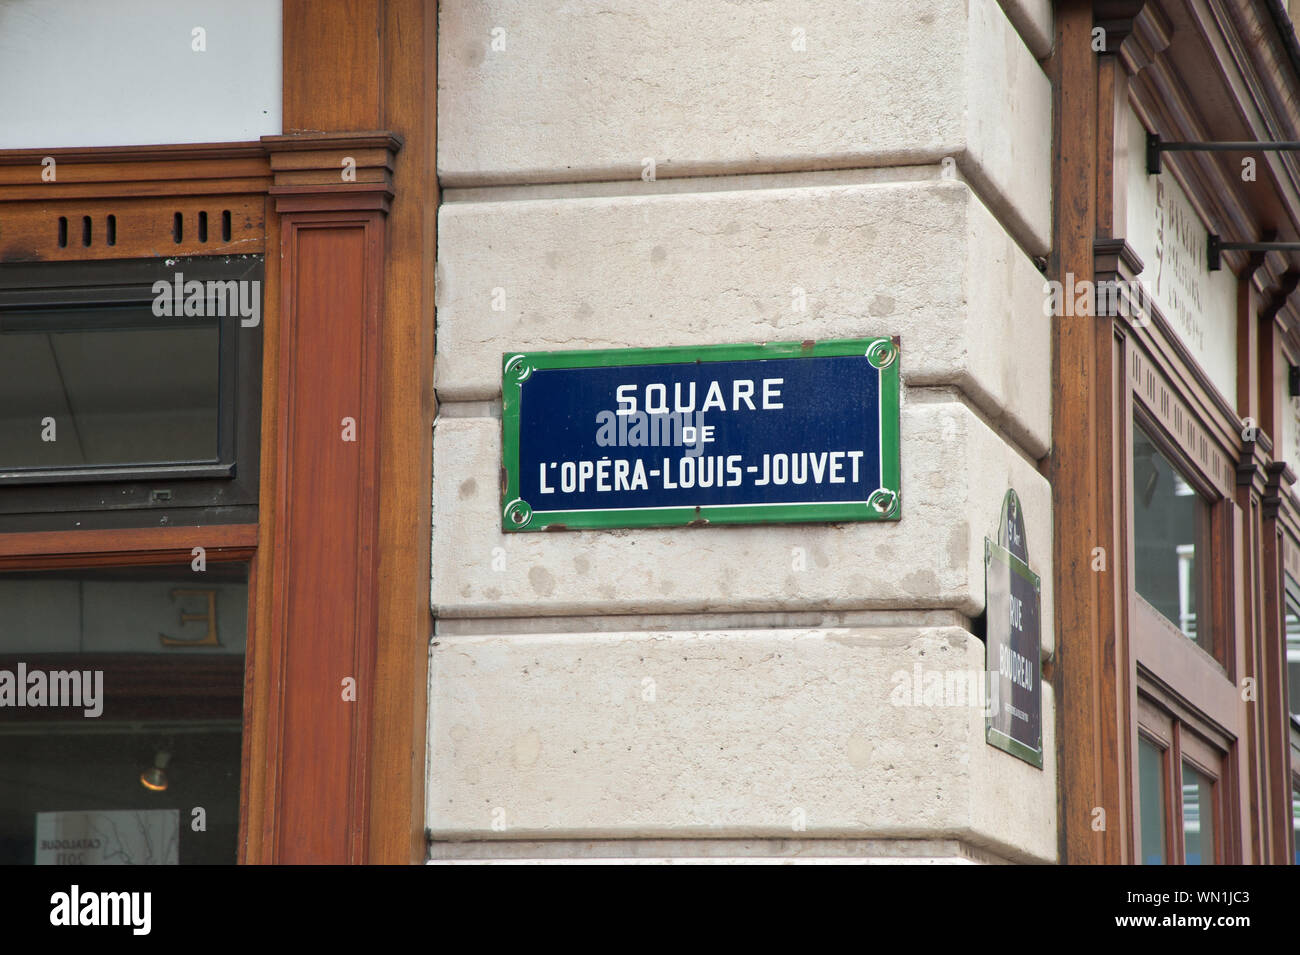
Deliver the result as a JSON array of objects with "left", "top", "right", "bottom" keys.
[
  {"left": 0, "top": 564, "right": 246, "bottom": 865},
  {"left": 1139, "top": 736, "right": 1167, "bottom": 864},
  {"left": 1133, "top": 423, "right": 1210, "bottom": 647},
  {"left": 1286, "top": 580, "right": 1300, "bottom": 721},
  {"left": 1181, "top": 763, "right": 1214, "bottom": 865},
  {"left": 1293, "top": 783, "right": 1300, "bottom": 866},
  {"left": 0, "top": 307, "right": 220, "bottom": 471}
]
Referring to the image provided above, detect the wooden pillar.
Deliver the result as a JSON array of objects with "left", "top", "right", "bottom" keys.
[
  {"left": 1055, "top": 0, "right": 1148, "bottom": 864},
  {"left": 258, "top": 136, "right": 397, "bottom": 863},
  {"left": 1054, "top": 0, "right": 1106, "bottom": 865},
  {"left": 244, "top": 0, "right": 435, "bottom": 864}
]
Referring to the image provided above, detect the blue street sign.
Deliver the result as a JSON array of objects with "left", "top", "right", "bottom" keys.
[{"left": 500, "top": 338, "right": 901, "bottom": 531}]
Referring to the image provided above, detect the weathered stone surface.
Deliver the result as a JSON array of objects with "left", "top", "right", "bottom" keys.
[
  {"left": 998, "top": 0, "right": 1053, "bottom": 59},
  {"left": 432, "top": 398, "right": 1055, "bottom": 663},
  {"left": 438, "top": 0, "right": 1051, "bottom": 251},
  {"left": 427, "top": 625, "right": 1057, "bottom": 862},
  {"left": 436, "top": 179, "right": 1050, "bottom": 457}
]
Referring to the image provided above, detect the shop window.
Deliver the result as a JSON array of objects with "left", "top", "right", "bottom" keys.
[
  {"left": 1137, "top": 692, "right": 1227, "bottom": 864},
  {"left": 0, "top": 561, "right": 248, "bottom": 865},
  {"left": 0, "top": 256, "right": 262, "bottom": 531},
  {"left": 1120, "top": 278, "right": 1244, "bottom": 863},
  {"left": 1133, "top": 422, "right": 1212, "bottom": 648},
  {"left": 1138, "top": 734, "right": 1167, "bottom": 864},
  {"left": 1286, "top": 578, "right": 1300, "bottom": 722},
  {"left": 1292, "top": 779, "right": 1299, "bottom": 865}
]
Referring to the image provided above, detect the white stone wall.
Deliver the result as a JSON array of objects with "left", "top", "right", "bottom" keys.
[
  {"left": 438, "top": 0, "right": 1052, "bottom": 254},
  {"left": 432, "top": 0, "right": 1056, "bottom": 863}
]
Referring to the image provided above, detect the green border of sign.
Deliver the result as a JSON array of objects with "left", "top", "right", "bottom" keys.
[
  {"left": 500, "top": 337, "right": 901, "bottom": 531},
  {"left": 984, "top": 537, "right": 1044, "bottom": 769}
]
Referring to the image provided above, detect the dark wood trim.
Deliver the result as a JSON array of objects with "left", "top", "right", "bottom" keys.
[
  {"left": 0, "top": 141, "right": 270, "bottom": 165},
  {"left": 1055, "top": 0, "right": 1118, "bottom": 864},
  {"left": 244, "top": 193, "right": 280, "bottom": 868},
  {"left": 1138, "top": 676, "right": 1238, "bottom": 862},
  {"left": 0, "top": 146, "right": 272, "bottom": 261},
  {"left": 0, "top": 524, "right": 257, "bottom": 564},
  {"left": 252, "top": 0, "right": 433, "bottom": 866},
  {"left": 372, "top": 0, "right": 436, "bottom": 866},
  {"left": 282, "top": 0, "right": 383, "bottom": 134},
  {"left": 256, "top": 186, "right": 389, "bottom": 865}
]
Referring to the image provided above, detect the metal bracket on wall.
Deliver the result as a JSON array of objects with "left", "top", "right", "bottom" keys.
[
  {"left": 1147, "top": 131, "right": 1300, "bottom": 175},
  {"left": 1207, "top": 233, "right": 1300, "bottom": 271}
]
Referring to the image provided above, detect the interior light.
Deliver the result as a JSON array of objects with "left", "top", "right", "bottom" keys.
[{"left": 139, "top": 751, "right": 171, "bottom": 792}]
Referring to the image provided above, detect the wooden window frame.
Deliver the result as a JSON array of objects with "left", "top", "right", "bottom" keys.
[
  {"left": 1119, "top": 280, "right": 1249, "bottom": 865},
  {"left": 0, "top": 0, "right": 435, "bottom": 864},
  {"left": 1130, "top": 408, "right": 1224, "bottom": 663},
  {"left": 1136, "top": 726, "right": 1173, "bottom": 864},
  {"left": 0, "top": 524, "right": 259, "bottom": 860},
  {"left": 1136, "top": 681, "right": 1234, "bottom": 864},
  {"left": 0, "top": 256, "right": 264, "bottom": 530},
  {"left": 1055, "top": 2, "right": 1300, "bottom": 864},
  {"left": 1292, "top": 732, "right": 1300, "bottom": 863}
]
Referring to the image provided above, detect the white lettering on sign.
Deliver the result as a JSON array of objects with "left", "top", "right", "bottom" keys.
[
  {"left": 998, "top": 642, "right": 1033, "bottom": 692},
  {"left": 614, "top": 378, "right": 785, "bottom": 415},
  {"left": 534, "top": 450, "right": 867, "bottom": 494}
]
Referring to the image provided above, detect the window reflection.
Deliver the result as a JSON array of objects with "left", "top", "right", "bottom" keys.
[
  {"left": 1133, "top": 423, "right": 1210, "bottom": 647},
  {"left": 1285, "top": 580, "right": 1300, "bottom": 721},
  {"left": 1181, "top": 763, "right": 1214, "bottom": 865},
  {"left": 0, "top": 564, "right": 246, "bottom": 865},
  {"left": 0, "top": 310, "right": 221, "bottom": 471},
  {"left": 1293, "top": 782, "right": 1299, "bottom": 866},
  {"left": 1139, "top": 736, "right": 1166, "bottom": 864}
]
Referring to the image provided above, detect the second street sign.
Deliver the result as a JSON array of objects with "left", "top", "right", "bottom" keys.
[{"left": 500, "top": 337, "right": 901, "bottom": 531}]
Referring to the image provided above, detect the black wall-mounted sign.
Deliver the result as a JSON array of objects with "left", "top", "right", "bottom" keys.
[{"left": 985, "top": 489, "right": 1043, "bottom": 768}]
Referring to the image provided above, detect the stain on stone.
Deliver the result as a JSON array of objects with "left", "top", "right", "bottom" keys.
[
  {"left": 846, "top": 735, "right": 873, "bottom": 769},
  {"left": 869, "top": 294, "right": 895, "bottom": 317},
  {"left": 651, "top": 245, "right": 667, "bottom": 263},
  {"left": 902, "top": 569, "right": 939, "bottom": 595},
  {"left": 573, "top": 555, "right": 590, "bottom": 574},
  {"left": 948, "top": 522, "right": 969, "bottom": 569},
  {"left": 528, "top": 566, "right": 556, "bottom": 596},
  {"left": 458, "top": 478, "right": 477, "bottom": 499},
  {"left": 512, "top": 729, "right": 541, "bottom": 769}
]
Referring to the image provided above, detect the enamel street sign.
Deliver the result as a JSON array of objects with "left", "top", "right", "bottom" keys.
[
  {"left": 984, "top": 489, "right": 1044, "bottom": 768},
  {"left": 500, "top": 337, "right": 901, "bottom": 531}
]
